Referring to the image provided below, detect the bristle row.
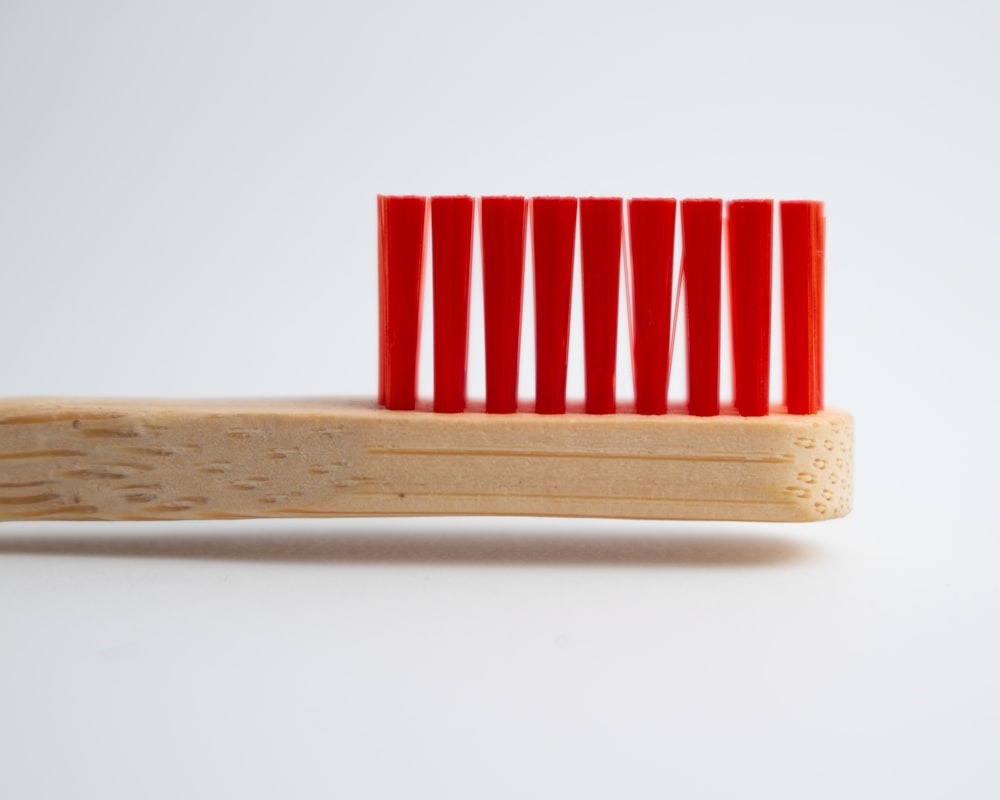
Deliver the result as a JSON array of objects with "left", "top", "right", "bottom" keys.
[{"left": 377, "top": 196, "right": 824, "bottom": 416}]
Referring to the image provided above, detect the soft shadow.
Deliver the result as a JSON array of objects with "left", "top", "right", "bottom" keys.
[{"left": 0, "top": 525, "right": 823, "bottom": 569}]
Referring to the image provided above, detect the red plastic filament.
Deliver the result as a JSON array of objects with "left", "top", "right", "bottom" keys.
[
  {"left": 780, "top": 201, "right": 824, "bottom": 414},
  {"left": 681, "top": 199, "right": 723, "bottom": 416},
  {"left": 627, "top": 198, "right": 676, "bottom": 415},
  {"left": 431, "top": 196, "right": 474, "bottom": 413},
  {"left": 378, "top": 195, "right": 427, "bottom": 410},
  {"left": 531, "top": 197, "right": 577, "bottom": 415},
  {"left": 727, "top": 200, "right": 773, "bottom": 417},
  {"left": 579, "top": 197, "right": 623, "bottom": 415},
  {"left": 480, "top": 196, "right": 528, "bottom": 413}
]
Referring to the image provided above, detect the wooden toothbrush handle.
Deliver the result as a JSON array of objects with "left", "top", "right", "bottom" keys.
[{"left": 0, "top": 398, "right": 852, "bottom": 523}]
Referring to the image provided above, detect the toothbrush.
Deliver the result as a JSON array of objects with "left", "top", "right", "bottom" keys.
[{"left": 0, "top": 196, "right": 851, "bottom": 523}]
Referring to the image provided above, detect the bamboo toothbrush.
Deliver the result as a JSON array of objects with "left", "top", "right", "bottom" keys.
[{"left": 0, "top": 196, "right": 851, "bottom": 523}]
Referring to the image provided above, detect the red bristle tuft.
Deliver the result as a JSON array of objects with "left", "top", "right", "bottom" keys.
[
  {"left": 727, "top": 199, "right": 773, "bottom": 417},
  {"left": 627, "top": 198, "right": 676, "bottom": 415},
  {"left": 431, "top": 196, "right": 474, "bottom": 413},
  {"left": 816, "top": 211, "right": 825, "bottom": 408},
  {"left": 579, "top": 197, "right": 623, "bottom": 415},
  {"left": 378, "top": 195, "right": 427, "bottom": 411},
  {"left": 681, "top": 199, "right": 723, "bottom": 417},
  {"left": 480, "top": 196, "right": 528, "bottom": 414},
  {"left": 780, "top": 201, "right": 824, "bottom": 414},
  {"left": 531, "top": 197, "right": 577, "bottom": 415}
]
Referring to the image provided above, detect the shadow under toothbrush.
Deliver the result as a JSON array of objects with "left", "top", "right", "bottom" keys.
[{"left": 0, "top": 525, "right": 824, "bottom": 568}]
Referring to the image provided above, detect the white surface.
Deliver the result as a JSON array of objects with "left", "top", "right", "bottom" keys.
[{"left": 1, "top": 1, "right": 998, "bottom": 797}]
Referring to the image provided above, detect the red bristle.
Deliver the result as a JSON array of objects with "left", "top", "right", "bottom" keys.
[
  {"left": 579, "top": 197, "right": 623, "bottom": 415},
  {"left": 480, "top": 196, "right": 528, "bottom": 414},
  {"left": 377, "top": 195, "right": 427, "bottom": 411},
  {"left": 431, "top": 196, "right": 474, "bottom": 413},
  {"left": 531, "top": 197, "right": 577, "bottom": 415},
  {"left": 727, "top": 199, "right": 773, "bottom": 417},
  {"left": 780, "top": 201, "right": 824, "bottom": 414},
  {"left": 627, "top": 198, "right": 676, "bottom": 415},
  {"left": 681, "top": 199, "right": 723, "bottom": 416},
  {"left": 816, "top": 211, "right": 825, "bottom": 408}
]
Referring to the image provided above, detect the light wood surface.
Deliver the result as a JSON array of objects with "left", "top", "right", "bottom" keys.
[{"left": 0, "top": 398, "right": 853, "bottom": 523}]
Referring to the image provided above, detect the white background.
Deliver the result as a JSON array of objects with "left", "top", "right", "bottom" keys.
[{"left": 2, "top": 1, "right": 999, "bottom": 797}]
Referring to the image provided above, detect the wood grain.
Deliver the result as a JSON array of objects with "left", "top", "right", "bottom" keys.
[{"left": 0, "top": 399, "right": 853, "bottom": 523}]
